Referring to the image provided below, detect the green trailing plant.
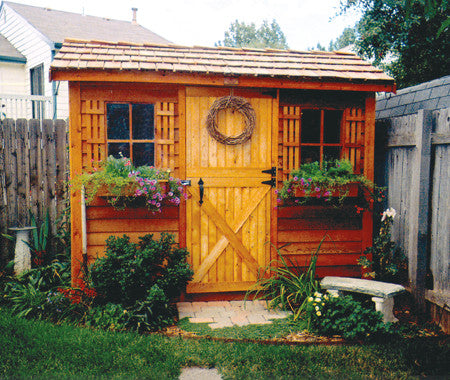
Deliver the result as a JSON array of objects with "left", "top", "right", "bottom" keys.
[
  {"left": 246, "top": 238, "right": 323, "bottom": 320},
  {"left": 75, "top": 155, "right": 186, "bottom": 213},
  {"left": 358, "top": 208, "right": 407, "bottom": 283},
  {"left": 277, "top": 159, "right": 382, "bottom": 212},
  {"left": 89, "top": 233, "right": 193, "bottom": 331},
  {"left": 305, "top": 292, "right": 397, "bottom": 340}
]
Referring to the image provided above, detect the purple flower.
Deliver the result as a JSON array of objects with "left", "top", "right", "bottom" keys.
[{"left": 315, "top": 187, "right": 320, "bottom": 192}]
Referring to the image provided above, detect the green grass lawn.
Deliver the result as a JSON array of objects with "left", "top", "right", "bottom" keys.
[{"left": 0, "top": 307, "right": 448, "bottom": 379}]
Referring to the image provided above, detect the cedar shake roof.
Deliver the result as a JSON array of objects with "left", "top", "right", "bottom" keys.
[
  {"left": 51, "top": 39, "right": 395, "bottom": 86},
  {"left": 4, "top": 1, "right": 169, "bottom": 45}
]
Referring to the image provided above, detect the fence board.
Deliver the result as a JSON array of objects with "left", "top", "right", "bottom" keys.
[
  {"left": 381, "top": 107, "right": 449, "bottom": 311},
  {"left": 0, "top": 119, "right": 68, "bottom": 263}
]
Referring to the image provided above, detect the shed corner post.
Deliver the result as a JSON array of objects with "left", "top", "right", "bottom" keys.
[
  {"left": 362, "top": 94, "right": 376, "bottom": 266},
  {"left": 68, "top": 81, "right": 84, "bottom": 286}
]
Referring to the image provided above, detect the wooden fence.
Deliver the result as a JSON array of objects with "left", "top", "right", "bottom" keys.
[
  {"left": 379, "top": 108, "right": 449, "bottom": 315},
  {"left": 0, "top": 119, "right": 68, "bottom": 261}
]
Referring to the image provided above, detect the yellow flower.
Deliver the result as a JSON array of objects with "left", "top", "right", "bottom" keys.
[
  {"left": 308, "top": 297, "right": 314, "bottom": 302},
  {"left": 316, "top": 311, "right": 322, "bottom": 316}
]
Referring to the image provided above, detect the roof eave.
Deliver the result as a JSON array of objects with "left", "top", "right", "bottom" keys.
[
  {"left": 0, "top": 55, "right": 27, "bottom": 64},
  {"left": 50, "top": 67, "right": 396, "bottom": 93}
]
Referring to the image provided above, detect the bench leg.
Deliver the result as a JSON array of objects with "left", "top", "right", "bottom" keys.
[{"left": 372, "top": 297, "right": 398, "bottom": 323}]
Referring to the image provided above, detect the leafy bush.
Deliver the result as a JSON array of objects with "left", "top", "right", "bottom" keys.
[
  {"left": 306, "top": 292, "right": 396, "bottom": 340},
  {"left": 89, "top": 233, "right": 193, "bottom": 331},
  {"left": 358, "top": 208, "right": 407, "bottom": 283},
  {"left": 246, "top": 240, "right": 321, "bottom": 320}
]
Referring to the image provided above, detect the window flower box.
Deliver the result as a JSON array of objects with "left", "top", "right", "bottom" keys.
[
  {"left": 77, "top": 156, "right": 186, "bottom": 212},
  {"left": 293, "top": 182, "right": 359, "bottom": 198}
]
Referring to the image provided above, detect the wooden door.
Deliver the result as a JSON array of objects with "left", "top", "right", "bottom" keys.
[{"left": 185, "top": 88, "right": 274, "bottom": 293}]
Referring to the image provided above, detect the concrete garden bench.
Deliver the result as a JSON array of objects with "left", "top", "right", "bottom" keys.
[{"left": 320, "top": 276, "right": 406, "bottom": 323}]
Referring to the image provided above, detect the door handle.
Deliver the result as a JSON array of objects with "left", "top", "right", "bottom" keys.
[{"left": 198, "top": 178, "right": 204, "bottom": 205}]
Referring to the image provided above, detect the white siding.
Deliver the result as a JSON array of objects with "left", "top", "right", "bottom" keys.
[
  {"left": 55, "top": 80, "right": 69, "bottom": 119},
  {"left": 0, "top": 4, "right": 69, "bottom": 119},
  {"left": 0, "top": 61, "right": 27, "bottom": 94}
]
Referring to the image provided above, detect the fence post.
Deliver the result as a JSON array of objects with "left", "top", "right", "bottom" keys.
[{"left": 409, "top": 109, "right": 433, "bottom": 313}]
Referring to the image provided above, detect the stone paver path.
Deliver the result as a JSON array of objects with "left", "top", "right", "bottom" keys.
[{"left": 177, "top": 300, "right": 291, "bottom": 329}]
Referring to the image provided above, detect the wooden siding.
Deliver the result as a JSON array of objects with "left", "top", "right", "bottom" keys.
[
  {"left": 85, "top": 197, "right": 179, "bottom": 264},
  {"left": 276, "top": 94, "right": 372, "bottom": 276},
  {"left": 71, "top": 83, "right": 181, "bottom": 282}
]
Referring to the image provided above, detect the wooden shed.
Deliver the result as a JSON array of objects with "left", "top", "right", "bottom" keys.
[{"left": 50, "top": 39, "right": 395, "bottom": 295}]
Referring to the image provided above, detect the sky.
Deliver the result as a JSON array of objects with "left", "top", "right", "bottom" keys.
[{"left": 5, "top": 0, "right": 362, "bottom": 50}]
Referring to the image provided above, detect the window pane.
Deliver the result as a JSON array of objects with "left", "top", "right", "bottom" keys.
[
  {"left": 301, "top": 110, "right": 320, "bottom": 143},
  {"left": 301, "top": 146, "right": 320, "bottom": 164},
  {"left": 133, "top": 143, "right": 154, "bottom": 167},
  {"left": 108, "top": 142, "right": 130, "bottom": 159},
  {"left": 323, "top": 146, "right": 341, "bottom": 161},
  {"left": 107, "top": 103, "right": 129, "bottom": 140},
  {"left": 323, "top": 110, "right": 342, "bottom": 143},
  {"left": 132, "top": 104, "right": 154, "bottom": 139}
]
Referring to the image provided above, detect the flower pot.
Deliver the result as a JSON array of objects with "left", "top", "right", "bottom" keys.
[{"left": 293, "top": 182, "right": 359, "bottom": 198}]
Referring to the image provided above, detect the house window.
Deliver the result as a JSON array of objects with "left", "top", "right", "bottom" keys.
[
  {"left": 300, "top": 109, "right": 343, "bottom": 164},
  {"left": 106, "top": 103, "right": 155, "bottom": 167},
  {"left": 30, "top": 64, "right": 44, "bottom": 119}
]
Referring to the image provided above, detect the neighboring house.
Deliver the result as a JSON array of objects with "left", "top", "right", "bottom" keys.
[
  {"left": 376, "top": 75, "right": 450, "bottom": 118},
  {"left": 0, "top": 1, "right": 169, "bottom": 119}
]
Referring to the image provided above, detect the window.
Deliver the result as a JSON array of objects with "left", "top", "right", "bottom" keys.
[
  {"left": 300, "top": 109, "right": 343, "bottom": 164},
  {"left": 106, "top": 103, "right": 155, "bottom": 167},
  {"left": 30, "top": 64, "right": 44, "bottom": 119}
]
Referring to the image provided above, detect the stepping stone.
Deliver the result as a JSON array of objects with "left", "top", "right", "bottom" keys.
[{"left": 179, "top": 367, "right": 222, "bottom": 380}]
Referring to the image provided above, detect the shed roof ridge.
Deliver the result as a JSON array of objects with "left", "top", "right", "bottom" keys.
[{"left": 61, "top": 38, "right": 365, "bottom": 58}]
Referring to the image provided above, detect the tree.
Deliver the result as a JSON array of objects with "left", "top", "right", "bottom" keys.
[
  {"left": 328, "top": 27, "right": 357, "bottom": 51},
  {"left": 216, "top": 20, "right": 289, "bottom": 49},
  {"left": 340, "top": 0, "right": 449, "bottom": 88}
]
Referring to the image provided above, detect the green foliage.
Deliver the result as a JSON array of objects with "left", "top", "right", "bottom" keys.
[
  {"left": 340, "top": 0, "right": 449, "bottom": 88},
  {"left": 89, "top": 233, "right": 193, "bottom": 331},
  {"left": 358, "top": 208, "right": 407, "bottom": 283},
  {"left": 0, "top": 261, "right": 77, "bottom": 322},
  {"left": 77, "top": 155, "right": 185, "bottom": 213},
  {"left": 328, "top": 27, "right": 357, "bottom": 51},
  {"left": 216, "top": 19, "right": 289, "bottom": 49},
  {"left": 246, "top": 240, "right": 321, "bottom": 320},
  {"left": 306, "top": 292, "right": 396, "bottom": 340},
  {"left": 85, "top": 302, "right": 131, "bottom": 330},
  {"left": 278, "top": 159, "right": 380, "bottom": 211}
]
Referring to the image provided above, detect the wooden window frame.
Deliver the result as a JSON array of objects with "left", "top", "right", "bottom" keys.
[
  {"left": 106, "top": 102, "right": 155, "bottom": 166},
  {"left": 298, "top": 107, "right": 344, "bottom": 166}
]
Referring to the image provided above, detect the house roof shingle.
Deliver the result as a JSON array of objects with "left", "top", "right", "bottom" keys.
[
  {"left": 51, "top": 39, "right": 395, "bottom": 87},
  {"left": 0, "top": 34, "right": 26, "bottom": 62},
  {"left": 4, "top": 1, "right": 170, "bottom": 45},
  {"left": 376, "top": 75, "right": 450, "bottom": 119}
]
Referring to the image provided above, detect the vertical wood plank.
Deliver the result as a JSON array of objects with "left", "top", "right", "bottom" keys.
[{"left": 69, "top": 82, "right": 83, "bottom": 285}]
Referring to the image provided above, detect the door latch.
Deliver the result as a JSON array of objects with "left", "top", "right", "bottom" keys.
[{"left": 198, "top": 178, "right": 204, "bottom": 205}]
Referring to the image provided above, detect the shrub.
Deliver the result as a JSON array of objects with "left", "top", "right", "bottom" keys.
[
  {"left": 246, "top": 240, "right": 321, "bottom": 320},
  {"left": 89, "top": 233, "right": 193, "bottom": 331},
  {"left": 306, "top": 292, "right": 396, "bottom": 340}
]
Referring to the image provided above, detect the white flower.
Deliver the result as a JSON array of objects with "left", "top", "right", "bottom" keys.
[
  {"left": 314, "top": 292, "right": 322, "bottom": 298},
  {"left": 308, "top": 297, "right": 314, "bottom": 302},
  {"left": 315, "top": 306, "right": 320, "bottom": 311},
  {"left": 381, "top": 207, "right": 396, "bottom": 222},
  {"left": 331, "top": 293, "right": 339, "bottom": 298},
  {"left": 315, "top": 298, "right": 322, "bottom": 302}
]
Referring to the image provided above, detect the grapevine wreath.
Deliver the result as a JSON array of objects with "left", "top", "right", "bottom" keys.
[{"left": 206, "top": 96, "right": 256, "bottom": 145}]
